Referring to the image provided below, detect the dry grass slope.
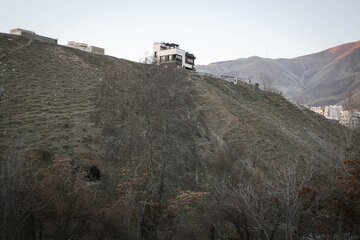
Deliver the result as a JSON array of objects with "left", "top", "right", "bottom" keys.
[
  {"left": 193, "top": 74, "right": 360, "bottom": 178},
  {"left": 0, "top": 33, "right": 359, "bottom": 178}
]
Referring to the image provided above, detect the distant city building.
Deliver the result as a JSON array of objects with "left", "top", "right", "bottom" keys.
[
  {"left": 310, "top": 106, "right": 329, "bottom": 117},
  {"left": 340, "top": 109, "right": 360, "bottom": 129},
  {"left": 324, "top": 106, "right": 329, "bottom": 117},
  {"left": 153, "top": 42, "right": 196, "bottom": 70},
  {"left": 310, "top": 105, "right": 342, "bottom": 120},
  {"left": 67, "top": 41, "right": 105, "bottom": 55},
  {"left": 328, "top": 105, "right": 343, "bottom": 120},
  {"left": 10, "top": 28, "right": 58, "bottom": 44},
  {"left": 310, "top": 106, "right": 323, "bottom": 115},
  {"left": 310, "top": 104, "right": 360, "bottom": 129},
  {"left": 340, "top": 110, "right": 351, "bottom": 127}
]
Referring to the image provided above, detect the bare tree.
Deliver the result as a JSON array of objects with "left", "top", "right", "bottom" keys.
[
  {"left": 139, "top": 51, "right": 155, "bottom": 64},
  {"left": 266, "top": 159, "right": 313, "bottom": 240},
  {"left": 96, "top": 64, "right": 205, "bottom": 239},
  {"left": 0, "top": 152, "right": 50, "bottom": 240},
  {"left": 258, "top": 73, "right": 275, "bottom": 91},
  {"left": 226, "top": 158, "right": 314, "bottom": 240},
  {"left": 0, "top": 153, "right": 25, "bottom": 240},
  {"left": 333, "top": 96, "right": 360, "bottom": 162}
]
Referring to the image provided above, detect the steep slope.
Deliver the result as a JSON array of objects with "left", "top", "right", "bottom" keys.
[
  {"left": 197, "top": 41, "right": 360, "bottom": 106},
  {"left": 0, "top": 33, "right": 136, "bottom": 157},
  {"left": 2, "top": 32, "right": 360, "bottom": 240},
  {"left": 1, "top": 32, "right": 358, "bottom": 175},
  {"left": 295, "top": 46, "right": 360, "bottom": 105}
]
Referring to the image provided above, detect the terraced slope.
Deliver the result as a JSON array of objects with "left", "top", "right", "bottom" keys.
[{"left": 0, "top": 33, "right": 136, "bottom": 157}]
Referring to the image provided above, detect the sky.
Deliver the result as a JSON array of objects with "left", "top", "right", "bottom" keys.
[{"left": 1, "top": 0, "right": 360, "bottom": 65}]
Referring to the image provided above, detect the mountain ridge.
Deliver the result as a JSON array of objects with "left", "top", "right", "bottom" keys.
[{"left": 197, "top": 40, "right": 360, "bottom": 106}]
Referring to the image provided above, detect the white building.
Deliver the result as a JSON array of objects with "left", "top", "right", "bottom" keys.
[
  {"left": 340, "top": 109, "right": 360, "bottom": 129},
  {"left": 67, "top": 41, "right": 105, "bottom": 55},
  {"left": 328, "top": 105, "right": 343, "bottom": 120},
  {"left": 10, "top": 28, "right": 58, "bottom": 44},
  {"left": 310, "top": 106, "right": 325, "bottom": 116},
  {"left": 153, "top": 42, "right": 195, "bottom": 70},
  {"left": 310, "top": 104, "right": 360, "bottom": 129},
  {"left": 309, "top": 106, "right": 329, "bottom": 117}
]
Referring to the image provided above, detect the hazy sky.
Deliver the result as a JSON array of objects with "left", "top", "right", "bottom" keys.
[{"left": 1, "top": 0, "right": 360, "bottom": 64}]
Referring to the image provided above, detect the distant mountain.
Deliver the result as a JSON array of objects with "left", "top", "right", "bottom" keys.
[{"left": 197, "top": 41, "right": 360, "bottom": 106}]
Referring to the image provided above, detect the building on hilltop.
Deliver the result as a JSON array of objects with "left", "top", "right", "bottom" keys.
[
  {"left": 67, "top": 41, "right": 105, "bottom": 55},
  {"left": 10, "top": 28, "right": 58, "bottom": 44},
  {"left": 67, "top": 41, "right": 88, "bottom": 51},
  {"left": 153, "top": 42, "right": 196, "bottom": 70},
  {"left": 87, "top": 45, "right": 104, "bottom": 55}
]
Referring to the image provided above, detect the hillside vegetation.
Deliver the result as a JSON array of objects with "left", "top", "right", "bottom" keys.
[{"left": 1, "top": 33, "right": 360, "bottom": 240}]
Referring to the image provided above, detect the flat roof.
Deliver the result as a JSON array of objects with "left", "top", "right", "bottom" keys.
[
  {"left": 185, "top": 52, "right": 196, "bottom": 59},
  {"left": 154, "top": 42, "right": 179, "bottom": 48},
  {"left": 10, "top": 28, "right": 35, "bottom": 34}
]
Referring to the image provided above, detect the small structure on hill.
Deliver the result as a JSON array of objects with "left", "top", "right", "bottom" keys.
[
  {"left": 67, "top": 41, "right": 105, "bottom": 55},
  {"left": 10, "top": 28, "right": 58, "bottom": 44},
  {"left": 153, "top": 42, "right": 196, "bottom": 70},
  {"left": 220, "top": 75, "right": 249, "bottom": 85}
]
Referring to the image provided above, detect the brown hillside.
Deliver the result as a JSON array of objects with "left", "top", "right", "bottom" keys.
[
  {"left": 1, "top": 33, "right": 360, "bottom": 240},
  {"left": 1, "top": 33, "right": 358, "bottom": 177},
  {"left": 328, "top": 40, "right": 360, "bottom": 60}
]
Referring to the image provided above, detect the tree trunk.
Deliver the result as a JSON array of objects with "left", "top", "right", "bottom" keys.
[
  {"left": 338, "top": 201, "right": 343, "bottom": 240},
  {"left": 210, "top": 224, "right": 215, "bottom": 240}
]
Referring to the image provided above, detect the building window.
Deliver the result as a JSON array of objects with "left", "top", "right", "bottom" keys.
[
  {"left": 176, "top": 55, "right": 182, "bottom": 61},
  {"left": 186, "top": 58, "right": 194, "bottom": 64},
  {"left": 170, "top": 55, "right": 178, "bottom": 61}
]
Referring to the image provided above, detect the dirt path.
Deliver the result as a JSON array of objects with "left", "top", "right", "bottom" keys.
[
  {"left": 194, "top": 76, "right": 238, "bottom": 137},
  {"left": 0, "top": 38, "right": 33, "bottom": 59},
  {"left": 216, "top": 94, "right": 237, "bottom": 136}
]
